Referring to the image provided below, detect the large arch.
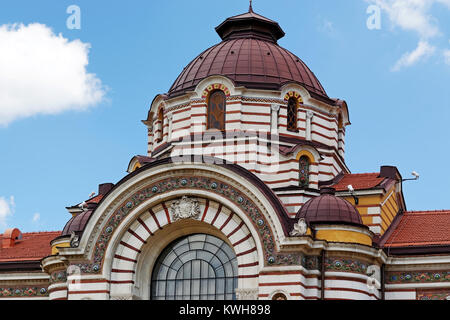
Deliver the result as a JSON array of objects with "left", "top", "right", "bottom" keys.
[
  {"left": 109, "top": 196, "right": 260, "bottom": 299},
  {"left": 66, "top": 157, "right": 298, "bottom": 300}
]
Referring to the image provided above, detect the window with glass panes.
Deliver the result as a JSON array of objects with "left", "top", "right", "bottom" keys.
[
  {"left": 287, "top": 97, "right": 298, "bottom": 132},
  {"left": 151, "top": 234, "right": 238, "bottom": 300}
]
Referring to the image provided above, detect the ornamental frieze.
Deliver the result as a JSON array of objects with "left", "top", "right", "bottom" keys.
[
  {"left": 77, "top": 174, "right": 301, "bottom": 274},
  {"left": 417, "top": 289, "right": 450, "bottom": 300},
  {"left": 324, "top": 257, "right": 369, "bottom": 275},
  {"left": 0, "top": 286, "right": 48, "bottom": 298},
  {"left": 386, "top": 270, "right": 450, "bottom": 284}
]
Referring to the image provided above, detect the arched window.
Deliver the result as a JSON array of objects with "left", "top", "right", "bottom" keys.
[
  {"left": 287, "top": 97, "right": 298, "bottom": 132},
  {"left": 157, "top": 108, "right": 164, "bottom": 142},
  {"left": 207, "top": 90, "right": 226, "bottom": 131},
  {"left": 151, "top": 234, "right": 238, "bottom": 300},
  {"left": 299, "top": 156, "right": 310, "bottom": 188},
  {"left": 272, "top": 293, "right": 288, "bottom": 300}
]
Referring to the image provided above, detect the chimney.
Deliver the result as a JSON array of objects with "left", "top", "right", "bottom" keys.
[
  {"left": 99, "top": 183, "right": 114, "bottom": 196},
  {"left": 2, "top": 228, "right": 22, "bottom": 248},
  {"left": 379, "top": 166, "right": 401, "bottom": 181}
]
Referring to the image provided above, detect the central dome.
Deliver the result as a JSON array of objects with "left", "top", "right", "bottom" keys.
[{"left": 168, "top": 8, "right": 328, "bottom": 101}]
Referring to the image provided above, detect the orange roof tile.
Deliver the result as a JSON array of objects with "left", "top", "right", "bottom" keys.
[
  {"left": 332, "top": 173, "right": 385, "bottom": 191},
  {"left": 384, "top": 211, "right": 450, "bottom": 247},
  {"left": 87, "top": 194, "right": 103, "bottom": 204},
  {"left": 0, "top": 231, "right": 61, "bottom": 262}
]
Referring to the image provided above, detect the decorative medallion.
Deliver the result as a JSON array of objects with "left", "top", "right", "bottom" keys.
[
  {"left": 290, "top": 218, "right": 308, "bottom": 236},
  {"left": 70, "top": 231, "right": 80, "bottom": 248},
  {"left": 50, "top": 270, "right": 67, "bottom": 284},
  {"left": 303, "top": 256, "right": 319, "bottom": 270},
  {"left": 170, "top": 196, "right": 201, "bottom": 221}
]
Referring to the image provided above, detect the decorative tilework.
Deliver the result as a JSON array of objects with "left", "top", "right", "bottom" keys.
[
  {"left": 387, "top": 271, "right": 450, "bottom": 284},
  {"left": 76, "top": 174, "right": 301, "bottom": 273},
  {"left": 417, "top": 289, "right": 450, "bottom": 300},
  {"left": 284, "top": 91, "right": 303, "bottom": 103},
  {"left": 0, "top": 286, "right": 49, "bottom": 297},
  {"left": 202, "top": 83, "right": 231, "bottom": 99},
  {"left": 324, "top": 257, "right": 369, "bottom": 275}
]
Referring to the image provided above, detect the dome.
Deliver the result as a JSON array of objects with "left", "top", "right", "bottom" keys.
[
  {"left": 168, "top": 8, "right": 329, "bottom": 101},
  {"left": 296, "top": 188, "right": 363, "bottom": 226},
  {"left": 61, "top": 203, "right": 96, "bottom": 237}
]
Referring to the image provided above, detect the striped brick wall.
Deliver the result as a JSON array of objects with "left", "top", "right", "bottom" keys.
[{"left": 109, "top": 198, "right": 260, "bottom": 298}]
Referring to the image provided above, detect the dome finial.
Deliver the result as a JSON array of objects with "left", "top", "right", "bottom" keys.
[{"left": 249, "top": 0, "right": 254, "bottom": 12}]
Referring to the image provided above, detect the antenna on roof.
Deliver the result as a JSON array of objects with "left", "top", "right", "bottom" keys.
[
  {"left": 402, "top": 171, "right": 420, "bottom": 182},
  {"left": 347, "top": 185, "right": 359, "bottom": 205}
]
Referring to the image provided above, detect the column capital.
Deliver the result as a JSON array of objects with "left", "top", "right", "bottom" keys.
[{"left": 271, "top": 104, "right": 280, "bottom": 112}]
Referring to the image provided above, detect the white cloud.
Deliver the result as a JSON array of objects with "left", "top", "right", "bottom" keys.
[
  {"left": 392, "top": 41, "right": 436, "bottom": 71},
  {"left": 366, "top": 1, "right": 450, "bottom": 70},
  {"left": 32, "top": 213, "right": 40, "bottom": 223},
  {"left": 0, "top": 196, "right": 15, "bottom": 227},
  {"left": 0, "top": 23, "right": 106, "bottom": 127},
  {"left": 369, "top": 0, "right": 440, "bottom": 38},
  {"left": 444, "top": 49, "right": 450, "bottom": 65}
]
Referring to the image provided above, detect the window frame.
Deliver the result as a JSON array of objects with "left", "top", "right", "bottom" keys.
[
  {"left": 299, "top": 155, "right": 310, "bottom": 188},
  {"left": 206, "top": 90, "right": 226, "bottom": 132},
  {"left": 287, "top": 97, "right": 299, "bottom": 132}
]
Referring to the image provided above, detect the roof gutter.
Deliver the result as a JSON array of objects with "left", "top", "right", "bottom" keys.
[{"left": 0, "top": 260, "right": 42, "bottom": 272}]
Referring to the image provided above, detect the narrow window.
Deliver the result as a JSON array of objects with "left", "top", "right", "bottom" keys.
[
  {"left": 157, "top": 108, "right": 164, "bottom": 142},
  {"left": 299, "top": 156, "right": 310, "bottom": 188},
  {"left": 287, "top": 97, "right": 298, "bottom": 132},
  {"left": 207, "top": 90, "right": 226, "bottom": 131}
]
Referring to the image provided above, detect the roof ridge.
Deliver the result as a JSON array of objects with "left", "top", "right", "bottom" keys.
[
  {"left": 405, "top": 210, "right": 450, "bottom": 214},
  {"left": 0, "top": 231, "right": 62, "bottom": 236},
  {"left": 344, "top": 172, "right": 380, "bottom": 176}
]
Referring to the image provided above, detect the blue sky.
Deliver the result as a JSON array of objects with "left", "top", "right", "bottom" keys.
[{"left": 0, "top": 0, "right": 449, "bottom": 232}]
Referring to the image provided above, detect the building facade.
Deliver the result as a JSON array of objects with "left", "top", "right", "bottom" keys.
[{"left": 1, "top": 6, "right": 450, "bottom": 301}]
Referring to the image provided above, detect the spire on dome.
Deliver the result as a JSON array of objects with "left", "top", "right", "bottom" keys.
[{"left": 215, "top": 5, "right": 285, "bottom": 43}]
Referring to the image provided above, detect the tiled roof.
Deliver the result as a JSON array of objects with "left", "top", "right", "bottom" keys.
[
  {"left": 384, "top": 211, "right": 450, "bottom": 247},
  {"left": 87, "top": 194, "right": 103, "bottom": 204},
  {"left": 0, "top": 231, "right": 61, "bottom": 262},
  {"left": 332, "top": 173, "right": 385, "bottom": 191}
]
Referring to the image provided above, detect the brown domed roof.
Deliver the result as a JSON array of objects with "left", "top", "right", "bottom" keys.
[
  {"left": 62, "top": 206, "right": 95, "bottom": 237},
  {"left": 168, "top": 9, "right": 329, "bottom": 101},
  {"left": 296, "top": 188, "right": 363, "bottom": 226}
]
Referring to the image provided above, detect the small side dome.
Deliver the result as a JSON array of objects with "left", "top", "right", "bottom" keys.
[
  {"left": 296, "top": 187, "right": 363, "bottom": 226},
  {"left": 61, "top": 203, "right": 97, "bottom": 237}
]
